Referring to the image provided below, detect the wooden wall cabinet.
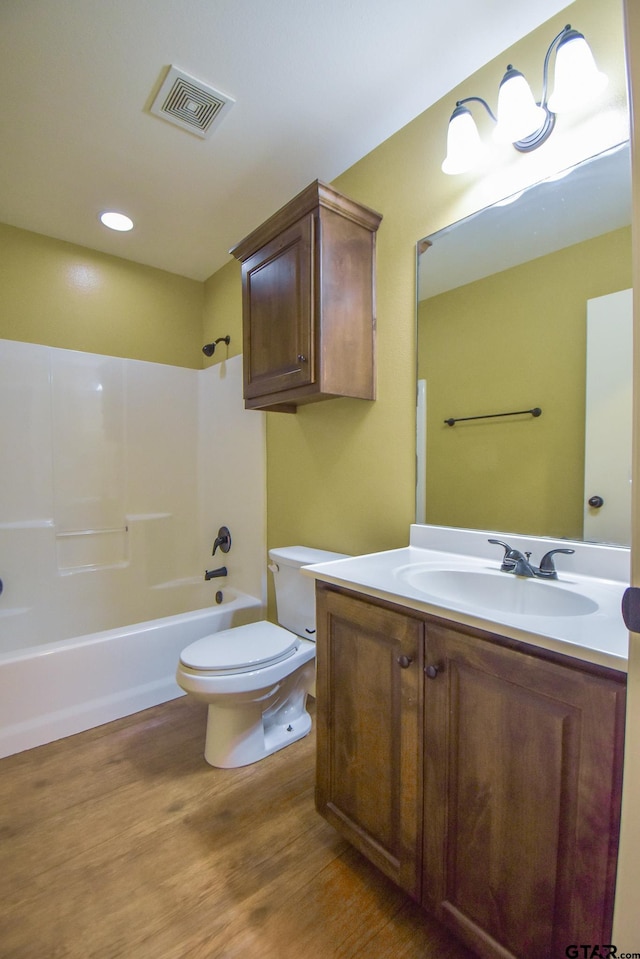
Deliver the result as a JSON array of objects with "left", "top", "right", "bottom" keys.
[
  {"left": 315, "top": 582, "right": 626, "bottom": 959},
  {"left": 230, "top": 181, "right": 382, "bottom": 412}
]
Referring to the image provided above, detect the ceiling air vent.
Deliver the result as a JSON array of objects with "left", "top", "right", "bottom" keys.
[{"left": 150, "top": 66, "right": 235, "bottom": 139}]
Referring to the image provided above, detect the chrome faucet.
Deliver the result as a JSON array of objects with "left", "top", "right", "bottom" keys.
[{"left": 488, "top": 539, "right": 575, "bottom": 579}]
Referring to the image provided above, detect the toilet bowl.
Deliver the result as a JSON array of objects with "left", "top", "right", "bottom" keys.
[{"left": 176, "top": 546, "right": 346, "bottom": 768}]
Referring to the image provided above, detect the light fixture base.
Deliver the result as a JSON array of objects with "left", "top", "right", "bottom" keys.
[{"left": 512, "top": 106, "right": 555, "bottom": 153}]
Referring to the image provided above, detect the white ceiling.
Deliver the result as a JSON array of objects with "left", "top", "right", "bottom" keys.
[{"left": 0, "top": 0, "right": 572, "bottom": 281}]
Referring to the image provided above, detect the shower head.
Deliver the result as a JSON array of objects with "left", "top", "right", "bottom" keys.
[{"left": 202, "top": 336, "right": 231, "bottom": 357}]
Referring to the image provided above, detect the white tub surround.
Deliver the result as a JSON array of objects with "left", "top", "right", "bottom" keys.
[
  {"left": 0, "top": 342, "right": 266, "bottom": 656},
  {"left": 0, "top": 590, "right": 263, "bottom": 759},
  {"left": 304, "top": 524, "right": 629, "bottom": 671},
  {"left": 0, "top": 340, "right": 267, "bottom": 758}
]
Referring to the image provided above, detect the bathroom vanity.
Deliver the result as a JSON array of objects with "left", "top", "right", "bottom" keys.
[{"left": 306, "top": 526, "right": 628, "bottom": 959}]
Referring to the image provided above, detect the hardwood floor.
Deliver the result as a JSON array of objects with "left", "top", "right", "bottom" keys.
[{"left": 0, "top": 697, "right": 473, "bottom": 959}]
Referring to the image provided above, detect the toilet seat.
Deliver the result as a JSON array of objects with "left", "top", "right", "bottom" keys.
[{"left": 179, "top": 621, "right": 299, "bottom": 675}]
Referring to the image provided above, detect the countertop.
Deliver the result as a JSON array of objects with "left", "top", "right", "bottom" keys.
[{"left": 304, "top": 533, "right": 629, "bottom": 672}]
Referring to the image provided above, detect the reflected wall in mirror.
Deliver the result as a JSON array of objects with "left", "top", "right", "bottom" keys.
[{"left": 417, "top": 142, "right": 632, "bottom": 546}]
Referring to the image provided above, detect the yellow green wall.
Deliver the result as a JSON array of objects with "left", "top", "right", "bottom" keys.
[
  {"left": 265, "top": 0, "right": 628, "bottom": 560},
  {"left": 0, "top": 0, "right": 627, "bottom": 561},
  {"left": 202, "top": 258, "right": 243, "bottom": 367},
  {"left": 0, "top": 219, "right": 244, "bottom": 370},
  {"left": 0, "top": 221, "right": 204, "bottom": 368},
  {"left": 418, "top": 226, "right": 631, "bottom": 538}
]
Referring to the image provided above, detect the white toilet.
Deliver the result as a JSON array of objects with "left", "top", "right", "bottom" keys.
[{"left": 175, "top": 545, "right": 346, "bottom": 768}]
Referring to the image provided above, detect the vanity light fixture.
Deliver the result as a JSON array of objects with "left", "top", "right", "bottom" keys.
[
  {"left": 99, "top": 211, "right": 134, "bottom": 232},
  {"left": 442, "top": 24, "right": 608, "bottom": 175}
]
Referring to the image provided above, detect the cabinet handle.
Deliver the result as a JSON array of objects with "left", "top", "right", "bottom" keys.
[
  {"left": 397, "top": 655, "right": 413, "bottom": 669},
  {"left": 297, "top": 354, "right": 307, "bottom": 363},
  {"left": 425, "top": 664, "right": 440, "bottom": 679}
]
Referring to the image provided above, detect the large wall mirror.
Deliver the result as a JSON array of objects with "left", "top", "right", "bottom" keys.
[{"left": 416, "top": 141, "right": 632, "bottom": 546}]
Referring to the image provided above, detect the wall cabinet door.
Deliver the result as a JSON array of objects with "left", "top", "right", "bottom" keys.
[
  {"left": 422, "top": 619, "right": 626, "bottom": 959},
  {"left": 241, "top": 214, "right": 314, "bottom": 401},
  {"left": 315, "top": 585, "right": 424, "bottom": 898}
]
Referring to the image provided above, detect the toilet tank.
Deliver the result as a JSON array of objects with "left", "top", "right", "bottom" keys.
[{"left": 269, "top": 546, "right": 348, "bottom": 639}]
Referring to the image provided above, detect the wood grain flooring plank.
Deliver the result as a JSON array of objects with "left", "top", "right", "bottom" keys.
[{"left": 0, "top": 698, "right": 472, "bottom": 959}]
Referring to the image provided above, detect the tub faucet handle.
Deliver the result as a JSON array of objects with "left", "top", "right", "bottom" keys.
[{"left": 212, "top": 526, "right": 231, "bottom": 555}]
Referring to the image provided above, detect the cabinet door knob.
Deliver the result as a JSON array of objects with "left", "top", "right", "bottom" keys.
[
  {"left": 397, "top": 655, "right": 413, "bottom": 669},
  {"left": 425, "top": 664, "right": 440, "bottom": 679},
  {"left": 297, "top": 354, "right": 307, "bottom": 363}
]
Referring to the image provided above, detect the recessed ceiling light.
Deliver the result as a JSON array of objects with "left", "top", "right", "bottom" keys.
[{"left": 100, "top": 211, "right": 134, "bottom": 232}]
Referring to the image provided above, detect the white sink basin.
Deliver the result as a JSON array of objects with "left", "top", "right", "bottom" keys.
[
  {"left": 400, "top": 568, "right": 599, "bottom": 618},
  {"left": 304, "top": 539, "right": 629, "bottom": 669}
]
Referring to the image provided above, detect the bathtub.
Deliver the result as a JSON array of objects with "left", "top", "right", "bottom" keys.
[{"left": 0, "top": 588, "right": 263, "bottom": 759}]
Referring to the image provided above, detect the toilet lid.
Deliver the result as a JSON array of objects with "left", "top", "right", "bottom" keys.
[{"left": 179, "top": 621, "right": 299, "bottom": 673}]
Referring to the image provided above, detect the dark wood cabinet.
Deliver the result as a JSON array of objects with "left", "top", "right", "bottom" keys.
[
  {"left": 315, "top": 585, "right": 423, "bottom": 897},
  {"left": 422, "top": 618, "right": 625, "bottom": 959},
  {"left": 315, "top": 582, "right": 626, "bottom": 959},
  {"left": 230, "top": 181, "right": 382, "bottom": 412}
]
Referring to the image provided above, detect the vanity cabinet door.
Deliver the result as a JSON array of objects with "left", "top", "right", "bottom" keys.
[
  {"left": 315, "top": 584, "right": 424, "bottom": 898},
  {"left": 422, "top": 619, "right": 625, "bottom": 959}
]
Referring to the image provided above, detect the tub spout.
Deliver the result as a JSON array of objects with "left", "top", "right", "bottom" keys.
[{"left": 205, "top": 566, "right": 227, "bottom": 580}]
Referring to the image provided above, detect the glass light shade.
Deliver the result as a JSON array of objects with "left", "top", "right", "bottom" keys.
[
  {"left": 547, "top": 31, "right": 608, "bottom": 113},
  {"left": 100, "top": 211, "right": 134, "bottom": 232},
  {"left": 493, "top": 67, "right": 547, "bottom": 144},
  {"left": 441, "top": 106, "right": 484, "bottom": 175}
]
